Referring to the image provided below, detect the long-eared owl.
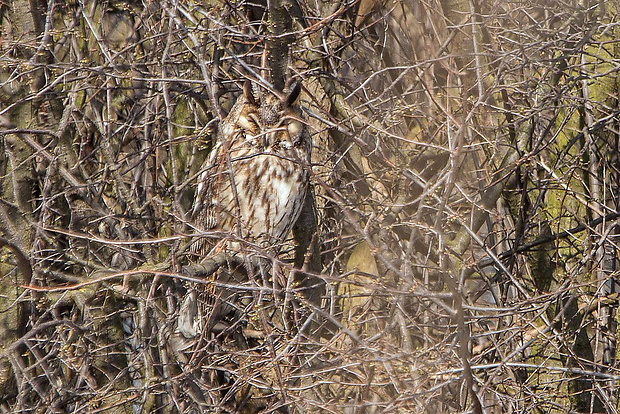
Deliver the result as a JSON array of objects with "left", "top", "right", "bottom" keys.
[{"left": 191, "top": 80, "right": 311, "bottom": 262}]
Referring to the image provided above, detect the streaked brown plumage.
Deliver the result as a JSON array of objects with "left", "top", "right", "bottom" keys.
[
  {"left": 191, "top": 81, "right": 310, "bottom": 256},
  {"left": 178, "top": 81, "right": 311, "bottom": 339}
]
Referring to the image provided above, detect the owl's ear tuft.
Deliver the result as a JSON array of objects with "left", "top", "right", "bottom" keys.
[
  {"left": 284, "top": 81, "right": 302, "bottom": 108},
  {"left": 243, "top": 80, "right": 257, "bottom": 105}
]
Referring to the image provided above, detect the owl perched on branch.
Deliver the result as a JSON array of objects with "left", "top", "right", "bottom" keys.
[
  {"left": 191, "top": 80, "right": 311, "bottom": 257},
  {"left": 179, "top": 81, "right": 311, "bottom": 339}
]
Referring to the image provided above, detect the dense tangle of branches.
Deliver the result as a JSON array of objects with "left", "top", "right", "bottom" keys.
[{"left": 1, "top": 0, "right": 620, "bottom": 412}]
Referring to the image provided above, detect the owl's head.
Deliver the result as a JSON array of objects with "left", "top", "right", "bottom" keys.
[{"left": 220, "top": 81, "right": 309, "bottom": 153}]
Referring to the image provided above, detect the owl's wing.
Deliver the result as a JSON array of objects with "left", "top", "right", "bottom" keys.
[
  {"left": 190, "top": 140, "right": 227, "bottom": 257},
  {"left": 193, "top": 141, "right": 223, "bottom": 230}
]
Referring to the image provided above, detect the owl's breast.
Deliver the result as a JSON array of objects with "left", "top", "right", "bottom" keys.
[{"left": 225, "top": 146, "right": 308, "bottom": 245}]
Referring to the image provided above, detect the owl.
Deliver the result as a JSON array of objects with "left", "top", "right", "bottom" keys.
[
  {"left": 191, "top": 80, "right": 311, "bottom": 256},
  {"left": 178, "top": 81, "right": 311, "bottom": 339}
]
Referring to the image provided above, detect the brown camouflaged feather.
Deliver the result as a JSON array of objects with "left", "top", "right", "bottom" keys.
[{"left": 191, "top": 81, "right": 311, "bottom": 259}]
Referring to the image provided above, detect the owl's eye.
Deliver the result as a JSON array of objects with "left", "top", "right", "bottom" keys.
[
  {"left": 237, "top": 115, "right": 255, "bottom": 132},
  {"left": 287, "top": 120, "right": 303, "bottom": 137}
]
